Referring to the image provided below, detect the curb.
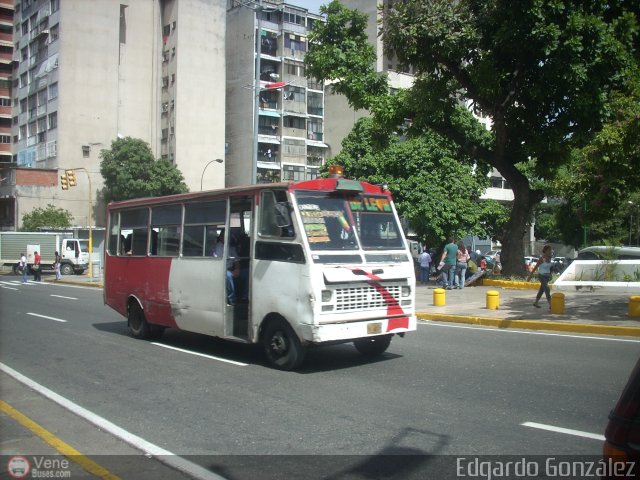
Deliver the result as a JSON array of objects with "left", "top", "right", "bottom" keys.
[{"left": 416, "top": 312, "right": 640, "bottom": 337}]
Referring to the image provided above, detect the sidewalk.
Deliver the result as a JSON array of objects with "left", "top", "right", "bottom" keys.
[
  {"left": 44, "top": 273, "right": 640, "bottom": 337},
  {"left": 415, "top": 280, "right": 640, "bottom": 337}
]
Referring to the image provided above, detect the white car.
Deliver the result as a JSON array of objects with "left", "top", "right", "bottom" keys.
[{"left": 484, "top": 250, "right": 501, "bottom": 259}]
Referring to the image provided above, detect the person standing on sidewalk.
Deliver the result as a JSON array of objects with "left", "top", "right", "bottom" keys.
[
  {"left": 440, "top": 238, "right": 458, "bottom": 289},
  {"left": 418, "top": 248, "right": 432, "bottom": 285},
  {"left": 32, "top": 251, "right": 42, "bottom": 282},
  {"left": 527, "top": 244, "right": 553, "bottom": 308},
  {"left": 455, "top": 242, "right": 470, "bottom": 289}
]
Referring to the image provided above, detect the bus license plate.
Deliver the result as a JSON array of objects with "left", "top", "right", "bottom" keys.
[{"left": 367, "top": 323, "right": 382, "bottom": 334}]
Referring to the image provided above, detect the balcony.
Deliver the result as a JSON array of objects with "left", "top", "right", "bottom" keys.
[{"left": 30, "top": 21, "right": 49, "bottom": 42}]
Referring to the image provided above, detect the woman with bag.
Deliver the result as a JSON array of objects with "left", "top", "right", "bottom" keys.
[{"left": 455, "top": 242, "right": 470, "bottom": 289}]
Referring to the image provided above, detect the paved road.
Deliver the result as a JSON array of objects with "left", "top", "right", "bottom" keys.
[{"left": 1, "top": 278, "right": 639, "bottom": 478}]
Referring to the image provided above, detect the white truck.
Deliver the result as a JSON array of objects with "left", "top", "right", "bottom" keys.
[{"left": 0, "top": 232, "right": 88, "bottom": 275}]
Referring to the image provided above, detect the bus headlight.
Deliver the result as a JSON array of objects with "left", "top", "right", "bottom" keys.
[
  {"left": 401, "top": 286, "right": 411, "bottom": 297},
  {"left": 321, "top": 289, "right": 332, "bottom": 302}
]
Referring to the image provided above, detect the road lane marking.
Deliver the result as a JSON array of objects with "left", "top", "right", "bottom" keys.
[
  {"left": 151, "top": 342, "right": 248, "bottom": 366},
  {"left": 1, "top": 285, "right": 18, "bottom": 290},
  {"left": 26, "top": 313, "right": 68, "bottom": 323},
  {"left": 0, "top": 400, "right": 121, "bottom": 480},
  {"left": 521, "top": 421, "right": 605, "bottom": 441},
  {"left": 50, "top": 294, "right": 78, "bottom": 300},
  {"left": 0, "top": 363, "right": 227, "bottom": 480},
  {"left": 419, "top": 321, "right": 640, "bottom": 343}
]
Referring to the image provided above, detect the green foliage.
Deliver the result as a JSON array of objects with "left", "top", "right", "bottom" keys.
[
  {"left": 324, "top": 118, "right": 505, "bottom": 247},
  {"left": 21, "top": 204, "right": 73, "bottom": 231},
  {"left": 306, "top": 1, "right": 388, "bottom": 110},
  {"left": 99, "top": 137, "right": 188, "bottom": 202},
  {"left": 308, "top": 0, "right": 639, "bottom": 275}
]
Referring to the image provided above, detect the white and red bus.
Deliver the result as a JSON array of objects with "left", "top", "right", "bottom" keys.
[{"left": 103, "top": 168, "right": 416, "bottom": 370}]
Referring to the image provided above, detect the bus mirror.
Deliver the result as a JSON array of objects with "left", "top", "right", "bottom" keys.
[{"left": 274, "top": 202, "right": 291, "bottom": 228}]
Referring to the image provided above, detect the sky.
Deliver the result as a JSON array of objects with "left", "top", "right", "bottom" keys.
[{"left": 299, "top": 0, "right": 326, "bottom": 14}]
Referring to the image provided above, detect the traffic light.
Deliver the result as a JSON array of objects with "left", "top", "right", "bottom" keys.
[
  {"left": 66, "top": 170, "right": 76, "bottom": 187},
  {"left": 60, "top": 174, "right": 68, "bottom": 190}
]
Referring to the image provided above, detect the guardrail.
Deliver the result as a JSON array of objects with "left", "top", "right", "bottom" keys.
[{"left": 553, "top": 260, "right": 640, "bottom": 293}]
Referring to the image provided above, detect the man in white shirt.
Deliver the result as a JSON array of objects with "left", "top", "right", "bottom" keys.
[
  {"left": 418, "top": 249, "right": 432, "bottom": 285},
  {"left": 19, "top": 253, "right": 27, "bottom": 283}
]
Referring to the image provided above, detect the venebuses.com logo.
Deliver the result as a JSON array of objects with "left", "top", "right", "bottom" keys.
[{"left": 6, "top": 455, "right": 71, "bottom": 478}]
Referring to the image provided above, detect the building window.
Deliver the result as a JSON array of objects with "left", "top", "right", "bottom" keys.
[
  {"left": 20, "top": 73, "right": 27, "bottom": 88},
  {"left": 0, "top": 135, "right": 10, "bottom": 144},
  {"left": 50, "top": 24, "right": 59, "bottom": 42},
  {"left": 19, "top": 125, "right": 26, "bottom": 140},
  {"left": 48, "top": 112, "right": 57, "bottom": 130},
  {"left": 21, "top": 47, "right": 28, "bottom": 61},
  {"left": 50, "top": 0, "right": 60, "bottom": 13},
  {"left": 284, "top": 34, "right": 306, "bottom": 53},
  {"left": 21, "top": 22, "right": 28, "bottom": 36},
  {"left": 282, "top": 164, "right": 305, "bottom": 181},
  {"left": 48, "top": 82, "right": 58, "bottom": 99},
  {"left": 0, "top": 98, "right": 11, "bottom": 107},
  {"left": 283, "top": 116, "right": 305, "bottom": 130}
]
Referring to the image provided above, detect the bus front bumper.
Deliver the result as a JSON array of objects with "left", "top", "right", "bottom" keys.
[{"left": 303, "top": 315, "right": 417, "bottom": 344}]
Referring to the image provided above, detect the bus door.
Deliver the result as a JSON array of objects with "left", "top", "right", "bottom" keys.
[{"left": 226, "top": 196, "right": 253, "bottom": 339}]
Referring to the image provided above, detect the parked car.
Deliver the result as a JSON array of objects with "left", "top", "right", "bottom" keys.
[
  {"left": 523, "top": 256, "right": 538, "bottom": 272},
  {"left": 551, "top": 256, "right": 569, "bottom": 272},
  {"left": 578, "top": 246, "right": 640, "bottom": 260},
  {"left": 603, "top": 357, "right": 640, "bottom": 478}
]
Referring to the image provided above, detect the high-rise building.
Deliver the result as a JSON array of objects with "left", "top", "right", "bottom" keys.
[
  {"left": 322, "top": 0, "right": 413, "bottom": 158},
  {"left": 3, "top": 0, "right": 226, "bottom": 230},
  {"left": 226, "top": 0, "right": 326, "bottom": 186},
  {"left": 0, "top": 0, "right": 14, "bottom": 229}
]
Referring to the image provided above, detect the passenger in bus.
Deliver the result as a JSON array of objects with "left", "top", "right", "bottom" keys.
[{"left": 214, "top": 231, "right": 238, "bottom": 306}]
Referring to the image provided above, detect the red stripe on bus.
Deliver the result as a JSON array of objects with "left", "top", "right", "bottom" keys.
[{"left": 349, "top": 268, "right": 409, "bottom": 332}]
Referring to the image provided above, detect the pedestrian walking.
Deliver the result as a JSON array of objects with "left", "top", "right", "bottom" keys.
[
  {"left": 418, "top": 248, "right": 432, "bottom": 285},
  {"left": 54, "top": 250, "right": 62, "bottom": 281},
  {"left": 527, "top": 244, "right": 553, "bottom": 308},
  {"left": 19, "top": 253, "right": 28, "bottom": 283},
  {"left": 439, "top": 238, "right": 458, "bottom": 289}
]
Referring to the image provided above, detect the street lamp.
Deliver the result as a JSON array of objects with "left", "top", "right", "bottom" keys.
[{"left": 200, "top": 158, "right": 224, "bottom": 191}]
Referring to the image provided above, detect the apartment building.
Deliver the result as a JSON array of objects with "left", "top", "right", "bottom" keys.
[
  {"left": 225, "top": 0, "right": 326, "bottom": 186},
  {"left": 0, "top": 0, "right": 13, "bottom": 228},
  {"left": 2, "top": 0, "right": 226, "bottom": 231}
]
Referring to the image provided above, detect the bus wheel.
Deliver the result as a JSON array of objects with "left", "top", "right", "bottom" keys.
[
  {"left": 127, "top": 301, "right": 163, "bottom": 340},
  {"left": 263, "top": 319, "right": 306, "bottom": 371},
  {"left": 354, "top": 334, "right": 392, "bottom": 356}
]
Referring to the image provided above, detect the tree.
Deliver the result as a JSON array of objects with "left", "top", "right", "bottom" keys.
[
  {"left": 100, "top": 137, "right": 188, "bottom": 202},
  {"left": 306, "top": 0, "right": 639, "bottom": 274},
  {"left": 327, "top": 118, "right": 509, "bottom": 248},
  {"left": 21, "top": 204, "right": 73, "bottom": 231}
]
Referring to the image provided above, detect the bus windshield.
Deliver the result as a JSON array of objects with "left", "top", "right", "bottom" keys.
[{"left": 295, "top": 191, "right": 405, "bottom": 251}]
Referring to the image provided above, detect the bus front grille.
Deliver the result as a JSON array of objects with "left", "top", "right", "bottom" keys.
[{"left": 334, "top": 285, "right": 402, "bottom": 311}]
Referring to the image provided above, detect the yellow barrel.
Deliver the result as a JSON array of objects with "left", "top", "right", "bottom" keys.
[
  {"left": 433, "top": 288, "right": 446, "bottom": 306},
  {"left": 550, "top": 292, "right": 565, "bottom": 314},
  {"left": 629, "top": 296, "right": 640, "bottom": 318},
  {"left": 486, "top": 290, "right": 499, "bottom": 310}
]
